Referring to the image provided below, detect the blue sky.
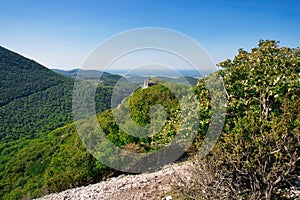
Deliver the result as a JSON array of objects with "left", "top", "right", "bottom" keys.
[{"left": 0, "top": 0, "right": 299, "bottom": 70}]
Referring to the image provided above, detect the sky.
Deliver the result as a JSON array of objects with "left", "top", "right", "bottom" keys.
[{"left": 0, "top": 0, "right": 299, "bottom": 70}]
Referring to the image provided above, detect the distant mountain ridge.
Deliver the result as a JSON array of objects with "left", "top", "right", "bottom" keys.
[
  {"left": 52, "top": 68, "right": 107, "bottom": 79},
  {"left": 52, "top": 68, "right": 200, "bottom": 86},
  {"left": 51, "top": 68, "right": 123, "bottom": 86}
]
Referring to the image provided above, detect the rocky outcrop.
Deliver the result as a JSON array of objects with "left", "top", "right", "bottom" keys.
[
  {"left": 36, "top": 162, "right": 192, "bottom": 200},
  {"left": 142, "top": 79, "right": 155, "bottom": 89}
]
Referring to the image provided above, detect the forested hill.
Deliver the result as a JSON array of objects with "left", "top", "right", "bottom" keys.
[
  {"left": 0, "top": 46, "right": 125, "bottom": 199},
  {"left": 0, "top": 46, "right": 70, "bottom": 107},
  {"left": 0, "top": 46, "right": 115, "bottom": 142},
  {"left": 52, "top": 68, "right": 122, "bottom": 86}
]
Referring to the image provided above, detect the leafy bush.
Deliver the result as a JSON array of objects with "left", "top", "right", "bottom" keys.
[{"left": 176, "top": 40, "right": 300, "bottom": 199}]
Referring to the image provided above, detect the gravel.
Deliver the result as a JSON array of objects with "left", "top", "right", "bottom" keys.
[{"left": 36, "top": 162, "right": 192, "bottom": 200}]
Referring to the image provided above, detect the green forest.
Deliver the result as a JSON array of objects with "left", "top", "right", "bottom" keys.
[{"left": 0, "top": 40, "right": 299, "bottom": 199}]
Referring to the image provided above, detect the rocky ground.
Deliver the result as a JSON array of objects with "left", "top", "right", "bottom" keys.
[
  {"left": 36, "top": 160, "right": 300, "bottom": 200},
  {"left": 36, "top": 162, "right": 193, "bottom": 200}
]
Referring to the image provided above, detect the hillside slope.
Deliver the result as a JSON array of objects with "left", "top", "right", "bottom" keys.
[
  {"left": 0, "top": 46, "right": 120, "bottom": 142},
  {"left": 0, "top": 82, "right": 73, "bottom": 141},
  {"left": 0, "top": 47, "right": 121, "bottom": 199},
  {"left": 0, "top": 46, "right": 75, "bottom": 141},
  {"left": 0, "top": 46, "right": 69, "bottom": 107}
]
